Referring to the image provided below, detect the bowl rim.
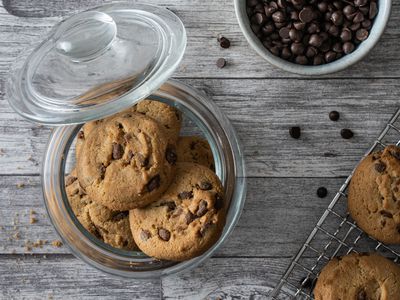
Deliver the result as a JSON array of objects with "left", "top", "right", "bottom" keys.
[{"left": 234, "top": 0, "right": 393, "bottom": 76}]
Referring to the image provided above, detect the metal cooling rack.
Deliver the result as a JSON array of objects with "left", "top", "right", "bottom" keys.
[{"left": 270, "top": 108, "right": 400, "bottom": 300}]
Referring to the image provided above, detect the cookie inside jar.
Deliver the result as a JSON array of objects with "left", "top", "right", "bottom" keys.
[{"left": 64, "top": 98, "right": 226, "bottom": 261}]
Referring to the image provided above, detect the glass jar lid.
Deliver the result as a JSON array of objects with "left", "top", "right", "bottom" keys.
[{"left": 6, "top": 2, "right": 186, "bottom": 125}]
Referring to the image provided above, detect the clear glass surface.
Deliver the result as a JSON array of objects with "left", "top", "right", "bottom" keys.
[
  {"left": 6, "top": 2, "right": 186, "bottom": 125},
  {"left": 42, "top": 80, "right": 247, "bottom": 278}
]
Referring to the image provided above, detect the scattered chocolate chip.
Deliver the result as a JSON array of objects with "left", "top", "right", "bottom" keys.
[
  {"left": 166, "top": 146, "right": 177, "bottom": 165},
  {"left": 198, "top": 181, "right": 213, "bottom": 190},
  {"left": 218, "top": 36, "right": 231, "bottom": 48},
  {"left": 140, "top": 229, "right": 151, "bottom": 241},
  {"left": 77, "top": 131, "right": 84, "bottom": 139},
  {"left": 137, "top": 153, "right": 149, "bottom": 168},
  {"left": 158, "top": 228, "right": 171, "bottom": 241},
  {"left": 196, "top": 200, "right": 208, "bottom": 217},
  {"left": 357, "top": 290, "right": 366, "bottom": 300},
  {"left": 178, "top": 191, "right": 193, "bottom": 200},
  {"left": 146, "top": 175, "right": 160, "bottom": 192},
  {"left": 380, "top": 210, "right": 393, "bottom": 218},
  {"left": 216, "top": 58, "right": 226, "bottom": 68},
  {"left": 374, "top": 161, "right": 386, "bottom": 173},
  {"left": 289, "top": 126, "right": 301, "bottom": 139},
  {"left": 65, "top": 175, "right": 77, "bottom": 186},
  {"left": 185, "top": 212, "right": 196, "bottom": 225},
  {"left": 111, "top": 211, "right": 129, "bottom": 221},
  {"left": 214, "top": 194, "right": 224, "bottom": 210},
  {"left": 340, "top": 128, "right": 354, "bottom": 139},
  {"left": 329, "top": 110, "right": 340, "bottom": 121},
  {"left": 317, "top": 187, "right": 328, "bottom": 198},
  {"left": 112, "top": 143, "right": 124, "bottom": 160}
]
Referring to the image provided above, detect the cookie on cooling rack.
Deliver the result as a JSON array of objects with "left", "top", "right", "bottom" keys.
[
  {"left": 348, "top": 145, "right": 400, "bottom": 244},
  {"left": 314, "top": 252, "right": 400, "bottom": 300}
]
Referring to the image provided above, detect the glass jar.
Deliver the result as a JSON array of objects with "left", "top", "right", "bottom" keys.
[{"left": 7, "top": 2, "right": 246, "bottom": 278}]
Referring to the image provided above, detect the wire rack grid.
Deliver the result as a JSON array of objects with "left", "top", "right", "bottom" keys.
[{"left": 270, "top": 108, "right": 400, "bottom": 300}]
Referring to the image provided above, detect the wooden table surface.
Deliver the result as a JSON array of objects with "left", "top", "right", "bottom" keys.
[{"left": 0, "top": 0, "right": 399, "bottom": 299}]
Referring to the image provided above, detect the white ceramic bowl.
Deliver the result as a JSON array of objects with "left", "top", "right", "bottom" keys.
[{"left": 234, "top": 0, "right": 392, "bottom": 75}]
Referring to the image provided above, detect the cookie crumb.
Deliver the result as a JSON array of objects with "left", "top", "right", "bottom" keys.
[
  {"left": 51, "top": 240, "right": 63, "bottom": 248},
  {"left": 16, "top": 183, "right": 25, "bottom": 189},
  {"left": 29, "top": 210, "right": 38, "bottom": 224}
]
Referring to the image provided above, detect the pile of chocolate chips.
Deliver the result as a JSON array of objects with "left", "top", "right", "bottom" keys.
[{"left": 246, "top": 0, "right": 378, "bottom": 65}]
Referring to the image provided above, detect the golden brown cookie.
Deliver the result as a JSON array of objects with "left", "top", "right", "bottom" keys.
[
  {"left": 77, "top": 113, "right": 176, "bottom": 210},
  {"left": 348, "top": 145, "right": 400, "bottom": 244},
  {"left": 314, "top": 253, "right": 400, "bottom": 300},
  {"left": 177, "top": 136, "right": 215, "bottom": 171},
  {"left": 129, "top": 162, "right": 226, "bottom": 261},
  {"left": 136, "top": 99, "right": 182, "bottom": 142},
  {"left": 65, "top": 170, "right": 137, "bottom": 250}
]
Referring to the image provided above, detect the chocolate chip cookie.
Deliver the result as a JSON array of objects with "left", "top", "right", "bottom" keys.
[
  {"left": 314, "top": 253, "right": 400, "bottom": 300},
  {"left": 177, "top": 136, "right": 215, "bottom": 171},
  {"left": 136, "top": 99, "right": 182, "bottom": 142},
  {"left": 65, "top": 169, "right": 137, "bottom": 250},
  {"left": 129, "top": 162, "right": 226, "bottom": 261},
  {"left": 77, "top": 113, "right": 176, "bottom": 210},
  {"left": 348, "top": 145, "right": 400, "bottom": 244}
]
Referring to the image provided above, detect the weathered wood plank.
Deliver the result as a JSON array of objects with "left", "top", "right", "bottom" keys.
[
  {"left": 0, "top": 0, "right": 399, "bottom": 78},
  {"left": 0, "top": 175, "right": 347, "bottom": 257},
  {"left": 1, "top": 78, "right": 399, "bottom": 177},
  {"left": 0, "top": 254, "right": 161, "bottom": 300}
]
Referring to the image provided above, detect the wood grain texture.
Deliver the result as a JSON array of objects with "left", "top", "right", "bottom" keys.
[
  {"left": 0, "top": 175, "right": 348, "bottom": 256},
  {"left": 1, "top": 0, "right": 400, "bottom": 79},
  {"left": 1, "top": 78, "right": 399, "bottom": 177},
  {"left": 0, "top": 254, "right": 161, "bottom": 300}
]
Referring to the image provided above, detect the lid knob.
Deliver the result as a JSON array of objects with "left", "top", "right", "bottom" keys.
[{"left": 55, "top": 11, "right": 117, "bottom": 62}]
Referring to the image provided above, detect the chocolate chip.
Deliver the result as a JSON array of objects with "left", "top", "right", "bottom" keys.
[
  {"left": 127, "top": 150, "right": 134, "bottom": 161},
  {"left": 112, "top": 143, "right": 124, "bottom": 160},
  {"left": 356, "top": 28, "right": 369, "bottom": 41},
  {"left": 185, "top": 212, "right": 196, "bottom": 224},
  {"left": 199, "top": 222, "right": 212, "bottom": 237},
  {"left": 146, "top": 175, "right": 160, "bottom": 192},
  {"left": 166, "top": 146, "right": 177, "bottom": 165},
  {"left": 272, "top": 11, "right": 285, "bottom": 23},
  {"left": 317, "top": 187, "right": 328, "bottom": 198},
  {"left": 158, "top": 228, "right": 171, "bottom": 241},
  {"left": 325, "top": 51, "right": 336, "bottom": 63},
  {"left": 123, "top": 133, "right": 132, "bottom": 142},
  {"left": 331, "top": 11, "right": 344, "bottom": 26},
  {"left": 380, "top": 210, "right": 393, "bottom": 218},
  {"left": 289, "top": 126, "right": 301, "bottom": 139},
  {"left": 65, "top": 175, "right": 77, "bottom": 186},
  {"left": 357, "top": 290, "right": 366, "bottom": 300},
  {"left": 111, "top": 211, "right": 129, "bottom": 221},
  {"left": 77, "top": 131, "right": 84, "bottom": 139},
  {"left": 216, "top": 58, "right": 226, "bottom": 68},
  {"left": 375, "top": 161, "right": 386, "bottom": 173},
  {"left": 140, "top": 229, "right": 151, "bottom": 241},
  {"left": 369, "top": 2, "right": 378, "bottom": 19},
  {"left": 196, "top": 200, "right": 208, "bottom": 217},
  {"left": 198, "top": 181, "right": 213, "bottom": 190},
  {"left": 299, "top": 7, "right": 314, "bottom": 23},
  {"left": 340, "top": 128, "right": 354, "bottom": 139},
  {"left": 178, "top": 191, "right": 193, "bottom": 200},
  {"left": 218, "top": 36, "right": 230, "bottom": 48},
  {"left": 279, "top": 27, "right": 290, "bottom": 39},
  {"left": 137, "top": 153, "right": 149, "bottom": 168},
  {"left": 99, "top": 164, "right": 106, "bottom": 179},
  {"left": 329, "top": 111, "right": 340, "bottom": 121},
  {"left": 214, "top": 194, "right": 224, "bottom": 210}
]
